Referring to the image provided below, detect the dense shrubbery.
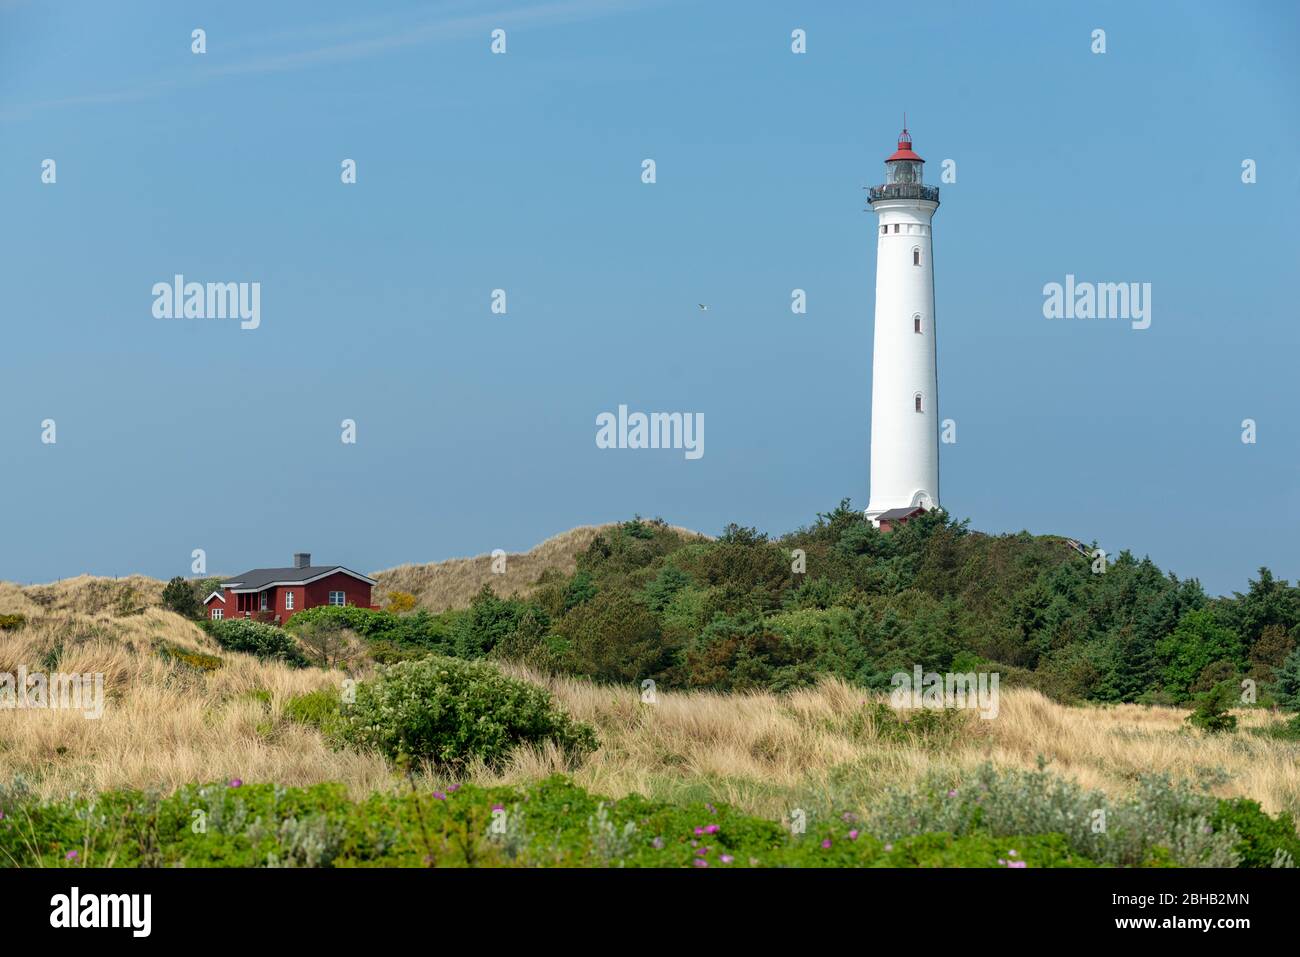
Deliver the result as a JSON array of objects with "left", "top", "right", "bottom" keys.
[
  {"left": 868, "top": 761, "right": 1254, "bottom": 867},
  {"left": 341, "top": 504, "right": 1297, "bottom": 708},
  {"left": 205, "top": 504, "right": 1299, "bottom": 709},
  {"left": 204, "top": 618, "right": 308, "bottom": 668},
  {"left": 344, "top": 656, "right": 597, "bottom": 768},
  {"left": 2, "top": 770, "right": 1291, "bottom": 868}
]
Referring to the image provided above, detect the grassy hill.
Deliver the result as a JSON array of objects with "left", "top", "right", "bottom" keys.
[
  {"left": 372, "top": 522, "right": 708, "bottom": 611},
  {"left": 3, "top": 506, "right": 1298, "bottom": 867}
]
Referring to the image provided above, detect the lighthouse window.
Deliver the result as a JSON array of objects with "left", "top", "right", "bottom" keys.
[
  {"left": 893, "top": 224, "right": 900, "bottom": 233},
  {"left": 912, "top": 247, "right": 921, "bottom": 266},
  {"left": 913, "top": 314, "right": 922, "bottom": 334},
  {"left": 914, "top": 393, "right": 923, "bottom": 413},
  {"left": 881, "top": 225, "right": 887, "bottom": 235}
]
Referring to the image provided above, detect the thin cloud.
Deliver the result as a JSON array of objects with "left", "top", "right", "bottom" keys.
[{"left": 0, "top": 0, "right": 659, "bottom": 121}]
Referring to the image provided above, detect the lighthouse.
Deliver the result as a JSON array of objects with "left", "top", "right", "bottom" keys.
[{"left": 865, "top": 125, "right": 941, "bottom": 527}]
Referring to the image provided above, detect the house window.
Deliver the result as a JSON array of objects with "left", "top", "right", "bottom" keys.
[
  {"left": 913, "top": 247, "right": 921, "bottom": 266},
  {"left": 285, "top": 590, "right": 294, "bottom": 610},
  {"left": 260, "top": 592, "right": 269, "bottom": 611},
  {"left": 329, "top": 591, "right": 346, "bottom": 607},
  {"left": 914, "top": 314, "right": 922, "bottom": 334},
  {"left": 211, "top": 608, "right": 223, "bottom": 620},
  {"left": 914, "top": 393, "right": 924, "bottom": 413}
]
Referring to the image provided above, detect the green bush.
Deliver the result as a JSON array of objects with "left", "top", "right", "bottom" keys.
[
  {"left": 0, "top": 774, "right": 1106, "bottom": 868},
  {"left": 4, "top": 770, "right": 1297, "bottom": 869},
  {"left": 866, "top": 761, "right": 1243, "bottom": 867},
  {"left": 1186, "top": 683, "right": 1238, "bottom": 734},
  {"left": 283, "top": 689, "right": 347, "bottom": 742},
  {"left": 344, "top": 655, "right": 597, "bottom": 768},
  {"left": 1212, "top": 798, "right": 1300, "bottom": 867},
  {"left": 0, "top": 613, "right": 26, "bottom": 631},
  {"left": 206, "top": 618, "right": 308, "bottom": 668}
]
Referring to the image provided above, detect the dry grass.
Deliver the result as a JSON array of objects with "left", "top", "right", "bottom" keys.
[
  {"left": 372, "top": 523, "right": 707, "bottom": 611},
  {"left": 464, "top": 666, "right": 1300, "bottom": 822},
  {"left": 2, "top": 609, "right": 1297, "bottom": 822},
  {"left": 0, "top": 575, "right": 164, "bottom": 618},
  {"left": 0, "top": 609, "right": 392, "bottom": 801}
]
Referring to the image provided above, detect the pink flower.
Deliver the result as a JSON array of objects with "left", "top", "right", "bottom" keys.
[
  {"left": 1007, "top": 860, "right": 1027, "bottom": 869},
  {"left": 65, "top": 850, "right": 78, "bottom": 861},
  {"left": 447, "top": 783, "right": 462, "bottom": 793},
  {"left": 692, "top": 858, "right": 708, "bottom": 868},
  {"left": 432, "top": 791, "right": 446, "bottom": 801},
  {"left": 848, "top": 830, "right": 859, "bottom": 840},
  {"left": 884, "top": 843, "right": 892, "bottom": 852},
  {"left": 229, "top": 778, "right": 242, "bottom": 788},
  {"left": 491, "top": 804, "right": 504, "bottom": 812},
  {"left": 720, "top": 854, "right": 734, "bottom": 864},
  {"left": 821, "top": 839, "right": 832, "bottom": 849},
  {"left": 703, "top": 824, "right": 719, "bottom": 834},
  {"left": 946, "top": 789, "right": 958, "bottom": 798},
  {"left": 651, "top": 837, "right": 664, "bottom": 850},
  {"left": 1007, "top": 849, "right": 1018, "bottom": 857}
]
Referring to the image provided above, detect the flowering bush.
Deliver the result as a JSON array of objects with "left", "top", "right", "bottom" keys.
[
  {"left": 867, "top": 761, "right": 1243, "bottom": 867},
  {"left": 1, "top": 772, "right": 1291, "bottom": 868}
]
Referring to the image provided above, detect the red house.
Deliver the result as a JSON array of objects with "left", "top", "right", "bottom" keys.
[
  {"left": 875, "top": 506, "right": 925, "bottom": 533},
  {"left": 203, "top": 553, "right": 378, "bottom": 624}
]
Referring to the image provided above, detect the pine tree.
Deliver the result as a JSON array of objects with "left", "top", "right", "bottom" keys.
[{"left": 1268, "top": 646, "right": 1300, "bottom": 711}]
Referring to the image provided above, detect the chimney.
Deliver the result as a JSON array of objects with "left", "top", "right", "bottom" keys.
[{"left": 293, "top": 552, "right": 311, "bottom": 569}]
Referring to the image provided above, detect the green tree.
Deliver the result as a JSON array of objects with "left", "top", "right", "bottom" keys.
[
  {"left": 1156, "top": 609, "right": 1244, "bottom": 701},
  {"left": 1268, "top": 646, "right": 1300, "bottom": 711},
  {"left": 1186, "top": 683, "right": 1238, "bottom": 734},
  {"left": 161, "top": 576, "right": 200, "bottom": 618}
]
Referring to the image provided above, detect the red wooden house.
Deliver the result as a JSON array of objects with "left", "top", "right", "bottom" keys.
[
  {"left": 875, "top": 506, "right": 925, "bottom": 533},
  {"left": 203, "top": 553, "right": 378, "bottom": 624}
]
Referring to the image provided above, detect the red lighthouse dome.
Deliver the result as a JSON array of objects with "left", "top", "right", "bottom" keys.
[{"left": 887, "top": 128, "right": 924, "bottom": 163}]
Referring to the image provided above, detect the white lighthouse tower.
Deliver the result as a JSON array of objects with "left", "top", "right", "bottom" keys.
[{"left": 865, "top": 125, "right": 941, "bottom": 527}]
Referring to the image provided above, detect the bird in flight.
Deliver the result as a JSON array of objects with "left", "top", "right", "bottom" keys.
[{"left": 698, "top": 303, "right": 709, "bottom": 311}]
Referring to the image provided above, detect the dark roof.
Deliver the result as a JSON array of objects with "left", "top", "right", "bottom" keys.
[
  {"left": 220, "top": 565, "right": 376, "bottom": 590},
  {"left": 877, "top": 506, "right": 925, "bottom": 521}
]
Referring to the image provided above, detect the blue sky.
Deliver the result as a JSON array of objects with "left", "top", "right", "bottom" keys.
[{"left": 1, "top": 0, "right": 1296, "bottom": 594}]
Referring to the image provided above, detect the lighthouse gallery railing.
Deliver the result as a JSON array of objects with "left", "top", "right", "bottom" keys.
[{"left": 866, "top": 183, "right": 940, "bottom": 203}]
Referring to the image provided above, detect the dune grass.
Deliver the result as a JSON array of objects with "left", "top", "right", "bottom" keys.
[{"left": 1, "top": 605, "right": 1297, "bottom": 828}]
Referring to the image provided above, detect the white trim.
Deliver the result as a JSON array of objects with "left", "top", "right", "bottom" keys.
[
  {"left": 210, "top": 608, "right": 223, "bottom": 620},
  {"left": 328, "top": 590, "right": 346, "bottom": 607},
  {"left": 202, "top": 591, "right": 226, "bottom": 605},
  {"left": 220, "top": 566, "right": 378, "bottom": 592},
  {"left": 284, "top": 590, "right": 294, "bottom": 610}
]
